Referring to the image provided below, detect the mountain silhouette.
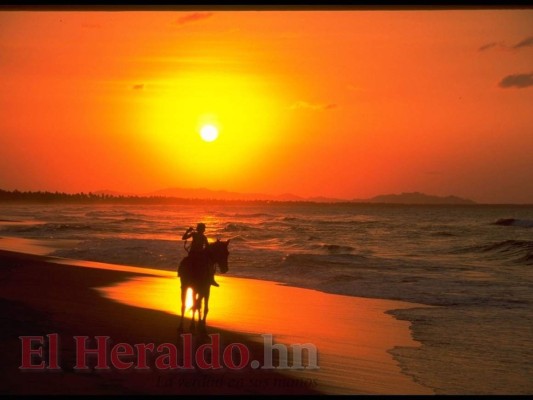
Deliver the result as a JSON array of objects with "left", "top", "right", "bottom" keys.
[
  {"left": 144, "top": 188, "right": 476, "bottom": 204},
  {"left": 365, "top": 192, "right": 476, "bottom": 205}
]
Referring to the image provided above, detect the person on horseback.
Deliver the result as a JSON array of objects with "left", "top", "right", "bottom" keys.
[{"left": 182, "top": 222, "right": 219, "bottom": 287}]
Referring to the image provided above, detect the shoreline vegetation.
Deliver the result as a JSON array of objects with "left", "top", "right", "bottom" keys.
[{"left": 1, "top": 188, "right": 527, "bottom": 206}]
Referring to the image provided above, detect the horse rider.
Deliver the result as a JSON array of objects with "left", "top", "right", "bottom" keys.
[{"left": 182, "top": 223, "right": 219, "bottom": 287}]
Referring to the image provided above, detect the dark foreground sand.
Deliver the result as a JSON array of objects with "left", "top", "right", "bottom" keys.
[{"left": 0, "top": 249, "right": 434, "bottom": 395}]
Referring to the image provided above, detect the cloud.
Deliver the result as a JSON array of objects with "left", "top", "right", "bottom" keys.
[
  {"left": 175, "top": 12, "right": 213, "bottom": 26},
  {"left": 498, "top": 73, "right": 533, "bottom": 89},
  {"left": 132, "top": 84, "right": 144, "bottom": 90},
  {"left": 289, "top": 101, "right": 337, "bottom": 111},
  {"left": 478, "top": 42, "right": 501, "bottom": 52},
  {"left": 479, "top": 36, "right": 533, "bottom": 52},
  {"left": 513, "top": 36, "right": 533, "bottom": 49}
]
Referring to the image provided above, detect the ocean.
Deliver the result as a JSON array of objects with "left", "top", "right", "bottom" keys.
[{"left": 0, "top": 202, "right": 532, "bottom": 394}]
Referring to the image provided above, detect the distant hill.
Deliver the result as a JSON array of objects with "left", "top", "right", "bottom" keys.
[
  {"left": 365, "top": 192, "right": 476, "bottom": 205},
  {"left": 148, "top": 187, "right": 304, "bottom": 202},
  {"left": 147, "top": 188, "right": 476, "bottom": 204},
  {"left": 99, "top": 188, "right": 476, "bottom": 204},
  {"left": 148, "top": 187, "right": 344, "bottom": 202}
]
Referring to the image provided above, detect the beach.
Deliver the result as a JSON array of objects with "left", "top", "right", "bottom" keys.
[{"left": 0, "top": 247, "right": 433, "bottom": 395}]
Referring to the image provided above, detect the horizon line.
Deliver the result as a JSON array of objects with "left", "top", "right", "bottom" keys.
[{"left": 1, "top": 188, "right": 532, "bottom": 206}]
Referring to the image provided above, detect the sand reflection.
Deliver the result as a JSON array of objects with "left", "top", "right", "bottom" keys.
[{"left": 95, "top": 274, "right": 433, "bottom": 394}]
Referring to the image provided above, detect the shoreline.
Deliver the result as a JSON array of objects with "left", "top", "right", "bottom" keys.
[
  {"left": 0, "top": 248, "right": 434, "bottom": 395},
  {"left": 0, "top": 249, "right": 322, "bottom": 395}
]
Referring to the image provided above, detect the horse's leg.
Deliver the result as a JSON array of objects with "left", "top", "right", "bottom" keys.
[
  {"left": 201, "top": 286, "right": 210, "bottom": 330},
  {"left": 196, "top": 294, "right": 203, "bottom": 332},
  {"left": 195, "top": 292, "right": 203, "bottom": 320},
  {"left": 178, "top": 284, "right": 186, "bottom": 333},
  {"left": 189, "top": 289, "right": 197, "bottom": 332}
]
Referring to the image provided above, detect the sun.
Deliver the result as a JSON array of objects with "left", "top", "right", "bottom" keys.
[{"left": 200, "top": 124, "right": 219, "bottom": 142}]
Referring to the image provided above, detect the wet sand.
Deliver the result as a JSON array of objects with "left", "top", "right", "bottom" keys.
[{"left": 0, "top": 248, "right": 434, "bottom": 395}]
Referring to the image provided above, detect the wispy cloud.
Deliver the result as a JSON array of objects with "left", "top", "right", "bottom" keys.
[
  {"left": 513, "top": 36, "right": 533, "bottom": 49},
  {"left": 132, "top": 84, "right": 144, "bottom": 90},
  {"left": 289, "top": 101, "right": 337, "bottom": 111},
  {"left": 479, "top": 36, "right": 533, "bottom": 52},
  {"left": 498, "top": 72, "right": 533, "bottom": 89},
  {"left": 175, "top": 12, "right": 213, "bottom": 26},
  {"left": 478, "top": 42, "right": 502, "bottom": 52}
]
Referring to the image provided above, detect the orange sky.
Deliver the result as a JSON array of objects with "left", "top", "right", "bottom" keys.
[{"left": 0, "top": 8, "right": 532, "bottom": 203}]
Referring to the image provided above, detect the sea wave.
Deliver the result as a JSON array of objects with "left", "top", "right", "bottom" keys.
[
  {"left": 51, "top": 237, "right": 182, "bottom": 270},
  {"left": 481, "top": 239, "right": 533, "bottom": 252},
  {"left": 225, "top": 235, "right": 248, "bottom": 243},
  {"left": 431, "top": 231, "right": 457, "bottom": 237},
  {"left": 491, "top": 218, "right": 533, "bottom": 228},
  {"left": 107, "top": 218, "right": 151, "bottom": 224},
  {"left": 453, "top": 240, "right": 533, "bottom": 265},
  {"left": 0, "top": 223, "right": 95, "bottom": 235},
  {"left": 281, "top": 216, "right": 378, "bottom": 225},
  {"left": 482, "top": 240, "right": 533, "bottom": 264},
  {"left": 281, "top": 252, "right": 368, "bottom": 268},
  {"left": 214, "top": 212, "right": 276, "bottom": 219},
  {"left": 85, "top": 210, "right": 139, "bottom": 218},
  {"left": 232, "top": 213, "right": 276, "bottom": 219},
  {"left": 312, "top": 244, "right": 356, "bottom": 253},
  {"left": 223, "top": 223, "right": 259, "bottom": 232}
]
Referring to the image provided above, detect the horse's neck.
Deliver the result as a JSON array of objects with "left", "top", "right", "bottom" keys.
[{"left": 207, "top": 244, "right": 221, "bottom": 263}]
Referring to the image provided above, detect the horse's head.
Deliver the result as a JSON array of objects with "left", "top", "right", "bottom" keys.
[{"left": 208, "top": 239, "right": 230, "bottom": 274}]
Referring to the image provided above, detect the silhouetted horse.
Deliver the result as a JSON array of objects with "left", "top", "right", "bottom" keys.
[{"left": 178, "top": 239, "right": 230, "bottom": 333}]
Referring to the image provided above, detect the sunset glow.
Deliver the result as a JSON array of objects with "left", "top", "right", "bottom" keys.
[{"left": 0, "top": 9, "right": 532, "bottom": 203}]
